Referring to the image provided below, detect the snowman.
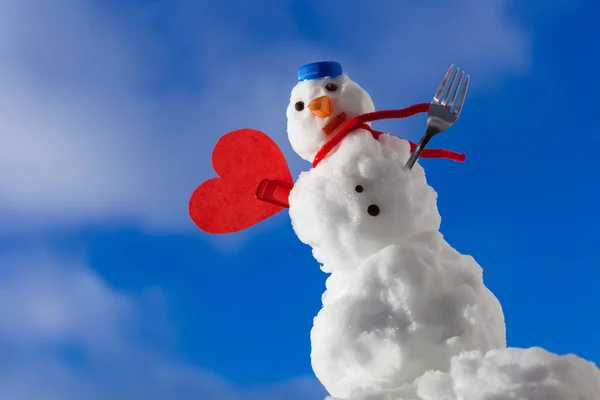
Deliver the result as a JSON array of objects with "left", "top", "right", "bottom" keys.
[
  {"left": 189, "top": 61, "right": 600, "bottom": 400},
  {"left": 190, "top": 61, "right": 507, "bottom": 399},
  {"left": 285, "top": 62, "right": 506, "bottom": 399}
]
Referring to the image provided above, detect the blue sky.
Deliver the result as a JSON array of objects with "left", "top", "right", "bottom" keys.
[{"left": 0, "top": 0, "right": 598, "bottom": 398}]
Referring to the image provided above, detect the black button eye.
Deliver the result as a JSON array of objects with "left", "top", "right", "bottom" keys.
[
  {"left": 325, "top": 83, "right": 338, "bottom": 92},
  {"left": 355, "top": 185, "right": 364, "bottom": 193},
  {"left": 295, "top": 101, "right": 304, "bottom": 111}
]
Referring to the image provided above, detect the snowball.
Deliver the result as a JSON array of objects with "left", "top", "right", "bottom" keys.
[
  {"left": 289, "top": 131, "right": 505, "bottom": 399},
  {"left": 289, "top": 131, "right": 441, "bottom": 273},
  {"left": 417, "top": 347, "right": 600, "bottom": 400},
  {"left": 287, "top": 74, "right": 375, "bottom": 162}
]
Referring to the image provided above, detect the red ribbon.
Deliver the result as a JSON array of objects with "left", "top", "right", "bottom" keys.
[{"left": 312, "top": 102, "right": 466, "bottom": 168}]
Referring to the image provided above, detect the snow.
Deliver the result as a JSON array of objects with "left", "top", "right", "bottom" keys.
[
  {"left": 288, "top": 131, "right": 505, "bottom": 399},
  {"left": 286, "top": 69, "right": 599, "bottom": 400},
  {"left": 417, "top": 347, "right": 600, "bottom": 400},
  {"left": 286, "top": 74, "right": 375, "bottom": 162},
  {"left": 289, "top": 131, "right": 441, "bottom": 273}
]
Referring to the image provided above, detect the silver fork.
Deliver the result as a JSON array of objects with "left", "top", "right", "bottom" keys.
[{"left": 405, "top": 64, "right": 470, "bottom": 169}]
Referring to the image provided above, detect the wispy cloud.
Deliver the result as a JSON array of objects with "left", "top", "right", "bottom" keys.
[
  {"left": 0, "top": 250, "right": 326, "bottom": 399},
  {"left": 0, "top": 0, "right": 530, "bottom": 233}
]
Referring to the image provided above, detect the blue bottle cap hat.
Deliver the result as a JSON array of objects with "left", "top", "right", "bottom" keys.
[{"left": 298, "top": 61, "right": 343, "bottom": 82}]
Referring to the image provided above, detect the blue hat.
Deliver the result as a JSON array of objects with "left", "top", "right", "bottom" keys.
[{"left": 298, "top": 61, "right": 343, "bottom": 82}]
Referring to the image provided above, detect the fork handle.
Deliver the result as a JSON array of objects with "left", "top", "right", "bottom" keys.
[{"left": 404, "top": 127, "right": 437, "bottom": 170}]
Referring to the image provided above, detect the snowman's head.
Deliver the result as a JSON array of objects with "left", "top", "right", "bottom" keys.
[
  {"left": 288, "top": 131, "right": 441, "bottom": 273},
  {"left": 287, "top": 61, "right": 375, "bottom": 162}
]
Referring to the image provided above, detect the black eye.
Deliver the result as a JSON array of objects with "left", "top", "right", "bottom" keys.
[
  {"left": 295, "top": 101, "right": 304, "bottom": 111},
  {"left": 355, "top": 185, "right": 364, "bottom": 193},
  {"left": 325, "top": 83, "right": 338, "bottom": 92}
]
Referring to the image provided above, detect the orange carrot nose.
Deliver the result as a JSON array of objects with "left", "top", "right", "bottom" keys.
[{"left": 308, "top": 96, "right": 332, "bottom": 118}]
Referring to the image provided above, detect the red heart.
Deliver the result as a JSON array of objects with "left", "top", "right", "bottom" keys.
[{"left": 189, "top": 129, "right": 294, "bottom": 234}]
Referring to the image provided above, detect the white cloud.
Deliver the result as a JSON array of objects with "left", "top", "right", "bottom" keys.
[
  {"left": 0, "top": 252, "right": 134, "bottom": 346},
  {"left": 0, "top": 0, "right": 533, "bottom": 233},
  {"left": 0, "top": 250, "right": 326, "bottom": 400}
]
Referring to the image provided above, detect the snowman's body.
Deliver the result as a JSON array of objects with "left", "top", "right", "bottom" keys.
[
  {"left": 286, "top": 62, "right": 505, "bottom": 399},
  {"left": 289, "top": 131, "right": 505, "bottom": 398}
]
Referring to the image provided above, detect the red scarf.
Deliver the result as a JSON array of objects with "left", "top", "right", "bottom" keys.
[{"left": 312, "top": 102, "right": 466, "bottom": 168}]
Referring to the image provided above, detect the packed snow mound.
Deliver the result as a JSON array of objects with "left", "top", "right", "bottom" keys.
[
  {"left": 289, "top": 131, "right": 441, "bottom": 273},
  {"left": 417, "top": 347, "right": 600, "bottom": 400},
  {"left": 311, "top": 238, "right": 505, "bottom": 398},
  {"left": 287, "top": 74, "right": 375, "bottom": 162}
]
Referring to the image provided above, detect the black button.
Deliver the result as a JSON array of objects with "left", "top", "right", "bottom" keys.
[{"left": 367, "top": 204, "right": 380, "bottom": 217}]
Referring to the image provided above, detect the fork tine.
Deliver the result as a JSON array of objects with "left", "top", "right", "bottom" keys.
[
  {"left": 433, "top": 64, "right": 454, "bottom": 103},
  {"left": 441, "top": 68, "right": 459, "bottom": 106},
  {"left": 448, "top": 70, "right": 465, "bottom": 109},
  {"left": 453, "top": 74, "right": 470, "bottom": 115}
]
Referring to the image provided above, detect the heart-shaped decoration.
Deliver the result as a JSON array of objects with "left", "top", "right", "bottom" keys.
[{"left": 189, "top": 129, "right": 294, "bottom": 234}]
